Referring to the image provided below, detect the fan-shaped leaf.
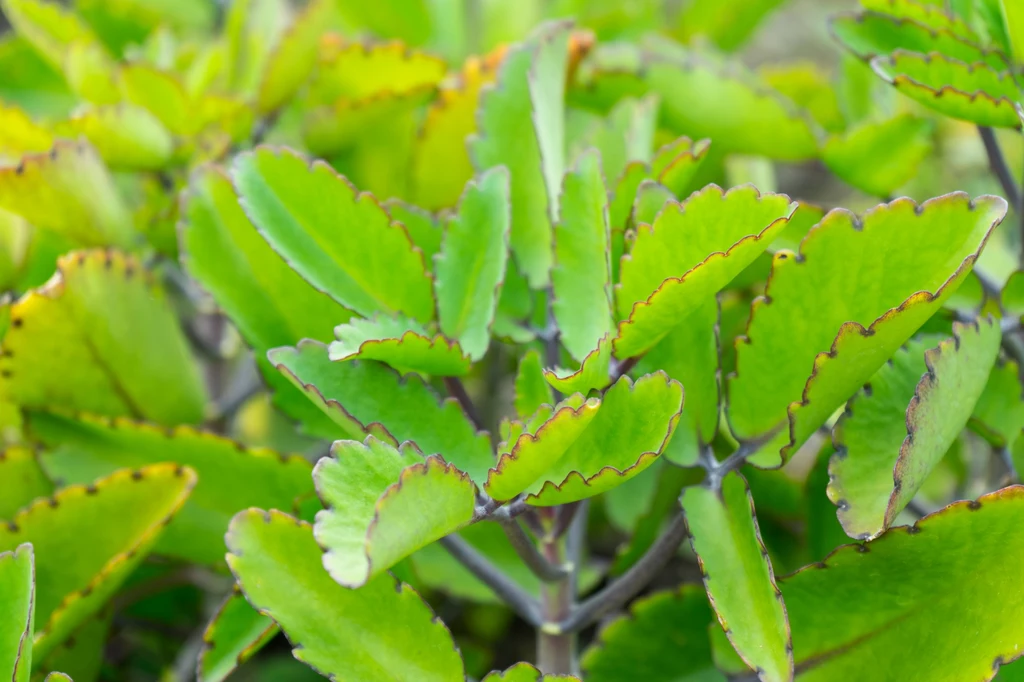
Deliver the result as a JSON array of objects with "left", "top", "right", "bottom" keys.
[
  {"left": 830, "top": 319, "right": 1000, "bottom": 539},
  {"left": 544, "top": 334, "right": 613, "bottom": 396},
  {"left": 681, "top": 473, "right": 792, "bottom": 682},
  {"left": 413, "top": 49, "right": 504, "bottom": 209},
  {"left": 515, "top": 350, "right": 552, "bottom": 419},
  {"left": 553, "top": 150, "right": 612, "bottom": 362},
  {"left": 0, "top": 140, "right": 133, "bottom": 247},
  {"left": 255, "top": 0, "right": 338, "bottom": 114},
  {"left": 727, "top": 193, "right": 1005, "bottom": 467},
  {"left": 314, "top": 437, "right": 476, "bottom": 588},
  {"left": 871, "top": 51, "right": 1022, "bottom": 128},
  {"left": 469, "top": 21, "right": 572, "bottom": 288},
  {"left": 830, "top": 10, "right": 1006, "bottom": 68},
  {"left": 180, "top": 166, "right": 349, "bottom": 437},
  {"left": 581, "top": 585, "right": 723, "bottom": 682},
  {"left": 485, "top": 373, "right": 683, "bottom": 505},
  {"left": 197, "top": 589, "right": 278, "bottom": 682},
  {"left": 615, "top": 185, "right": 795, "bottom": 359},
  {"left": 232, "top": 146, "right": 435, "bottom": 323},
  {"left": 0, "top": 446, "right": 53, "bottom": 520},
  {"left": 971, "top": 358, "right": 1024, "bottom": 448},
  {"left": 329, "top": 315, "right": 471, "bottom": 376},
  {"left": 0, "top": 250, "right": 207, "bottom": 425},
  {"left": 226, "top": 508, "right": 465, "bottom": 682},
  {"left": 435, "top": 167, "right": 511, "bottom": 360},
  {"left": 0, "top": 544, "right": 33, "bottom": 682},
  {"left": 51, "top": 104, "right": 173, "bottom": 170},
  {"left": 783, "top": 487, "right": 1024, "bottom": 681},
  {"left": 270, "top": 341, "right": 493, "bottom": 483},
  {"left": 29, "top": 411, "right": 314, "bottom": 565},
  {"left": 483, "top": 663, "right": 579, "bottom": 681},
  {"left": 0, "top": 464, "right": 195, "bottom": 659},
  {"left": 821, "top": 113, "right": 933, "bottom": 197}
]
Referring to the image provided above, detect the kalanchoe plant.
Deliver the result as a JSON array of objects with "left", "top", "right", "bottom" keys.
[{"left": 3, "top": 0, "right": 1024, "bottom": 680}]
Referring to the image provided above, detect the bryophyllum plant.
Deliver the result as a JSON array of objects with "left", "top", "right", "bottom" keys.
[{"left": 4, "top": 0, "right": 1024, "bottom": 680}]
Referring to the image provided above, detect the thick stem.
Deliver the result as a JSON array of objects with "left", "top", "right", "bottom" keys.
[
  {"left": 439, "top": 535, "right": 541, "bottom": 626},
  {"left": 978, "top": 126, "right": 1024, "bottom": 265},
  {"left": 498, "top": 517, "right": 569, "bottom": 582},
  {"left": 558, "top": 509, "right": 688, "bottom": 633},
  {"left": 537, "top": 535, "right": 577, "bottom": 675}
]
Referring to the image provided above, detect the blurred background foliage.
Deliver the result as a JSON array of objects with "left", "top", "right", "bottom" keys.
[{"left": 0, "top": 0, "right": 1019, "bottom": 679}]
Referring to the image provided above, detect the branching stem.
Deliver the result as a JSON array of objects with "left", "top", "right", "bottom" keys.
[
  {"left": 439, "top": 535, "right": 541, "bottom": 626},
  {"left": 498, "top": 516, "right": 570, "bottom": 582}
]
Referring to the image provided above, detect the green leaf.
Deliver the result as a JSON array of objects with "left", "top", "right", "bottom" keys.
[
  {"left": 38, "top": 610, "right": 111, "bottom": 682},
  {"left": 29, "top": 411, "right": 315, "bottom": 566},
  {"left": 1001, "top": 0, "right": 1024, "bottom": 64},
  {"left": 651, "top": 136, "right": 712, "bottom": 197},
  {"left": 485, "top": 373, "right": 683, "bottom": 505},
  {"left": 232, "top": 147, "right": 435, "bottom": 323},
  {"left": 515, "top": 350, "right": 553, "bottom": 419},
  {"left": 727, "top": 193, "right": 1006, "bottom": 467},
  {"left": 414, "top": 50, "right": 503, "bottom": 210},
  {"left": 860, "top": 0, "right": 979, "bottom": 39},
  {"left": 573, "top": 95, "right": 658, "bottom": 184},
  {"left": 0, "top": 464, "right": 195, "bottom": 660},
  {"left": 581, "top": 585, "right": 724, "bottom": 682},
  {"left": 314, "top": 437, "right": 476, "bottom": 588},
  {"left": 0, "top": 36, "right": 76, "bottom": 117},
  {"left": 50, "top": 104, "right": 174, "bottom": 171},
  {"left": 1004, "top": 270, "right": 1024, "bottom": 317},
  {"left": 681, "top": 473, "right": 792, "bottom": 682},
  {"left": 180, "top": 166, "right": 349, "bottom": 436},
  {"left": 198, "top": 589, "right": 278, "bottom": 682},
  {"left": 0, "top": 250, "right": 207, "bottom": 425},
  {"left": 0, "top": 544, "right": 33, "bottom": 682},
  {"left": 672, "top": 0, "right": 785, "bottom": 51},
  {"left": 255, "top": 0, "right": 338, "bottom": 114},
  {"left": 0, "top": 446, "right": 53, "bottom": 520},
  {"left": 553, "top": 150, "right": 613, "bottom": 362},
  {"left": 0, "top": 0, "right": 103, "bottom": 70},
  {"left": 270, "top": 341, "right": 493, "bottom": 483},
  {"left": 830, "top": 10, "right": 1007, "bottom": 68},
  {"left": 871, "top": 51, "right": 1022, "bottom": 129},
  {"left": 638, "top": 53, "right": 819, "bottom": 160},
  {"left": 435, "top": 167, "right": 512, "bottom": 360},
  {"left": 821, "top": 113, "right": 933, "bottom": 197},
  {"left": 635, "top": 301, "right": 720, "bottom": 463},
  {"left": 384, "top": 200, "right": 443, "bottom": 267},
  {"left": 483, "top": 662, "right": 579, "bottom": 681},
  {"left": 615, "top": 185, "right": 795, "bottom": 359},
  {"left": 804, "top": 440, "right": 851, "bottom": 563},
  {"left": 226, "top": 508, "right": 465, "bottom": 682},
  {"left": 544, "top": 334, "right": 613, "bottom": 396},
  {"left": 329, "top": 315, "right": 471, "bottom": 377},
  {"left": 44, "top": 674, "right": 71, "bottom": 681},
  {"left": 469, "top": 21, "right": 571, "bottom": 288},
  {"left": 830, "top": 320, "right": 1000, "bottom": 539},
  {"left": 0, "top": 103, "right": 52, "bottom": 157},
  {"left": 783, "top": 487, "right": 1024, "bottom": 681},
  {"left": 0, "top": 140, "right": 134, "bottom": 247},
  {"left": 759, "top": 62, "right": 846, "bottom": 134},
  {"left": 971, "top": 359, "right": 1024, "bottom": 448}
]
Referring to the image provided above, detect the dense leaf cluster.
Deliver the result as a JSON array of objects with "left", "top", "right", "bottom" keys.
[{"left": 1, "top": 0, "right": 1024, "bottom": 680}]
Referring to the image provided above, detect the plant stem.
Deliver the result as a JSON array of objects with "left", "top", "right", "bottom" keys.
[
  {"left": 537, "top": 534, "right": 576, "bottom": 674},
  {"left": 979, "top": 126, "right": 1021, "bottom": 208},
  {"left": 443, "top": 376, "right": 482, "bottom": 429},
  {"left": 557, "top": 508, "right": 688, "bottom": 633},
  {"left": 498, "top": 516, "right": 569, "bottom": 582},
  {"left": 978, "top": 126, "right": 1024, "bottom": 265},
  {"left": 439, "top": 535, "right": 541, "bottom": 626}
]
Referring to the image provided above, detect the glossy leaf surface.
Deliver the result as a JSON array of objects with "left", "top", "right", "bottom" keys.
[
  {"left": 728, "top": 193, "right": 1005, "bottom": 467},
  {"left": 783, "top": 487, "right": 1024, "bottom": 681},
  {"left": 830, "top": 321, "right": 1000, "bottom": 539},
  {"left": 226, "top": 509, "right": 464, "bottom": 682},
  {"left": 30, "top": 411, "right": 314, "bottom": 565},
  {"left": 0, "top": 250, "right": 207, "bottom": 425},
  {"left": 314, "top": 437, "right": 475, "bottom": 587},
  {"left": 681, "top": 473, "right": 792, "bottom": 682}
]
